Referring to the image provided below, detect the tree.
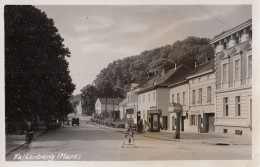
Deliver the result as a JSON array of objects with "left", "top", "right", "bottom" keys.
[
  {"left": 81, "top": 85, "right": 101, "bottom": 115},
  {"left": 5, "top": 5, "right": 75, "bottom": 131}
]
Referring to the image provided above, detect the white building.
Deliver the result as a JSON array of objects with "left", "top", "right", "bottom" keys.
[
  {"left": 95, "top": 98, "right": 121, "bottom": 119},
  {"left": 137, "top": 65, "right": 192, "bottom": 132},
  {"left": 126, "top": 83, "right": 139, "bottom": 124},
  {"left": 210, "top": 19, "right": 252, "bottom": 135},
  {"left": 168, "top": 75, "right": 190, "bottom": 132}
]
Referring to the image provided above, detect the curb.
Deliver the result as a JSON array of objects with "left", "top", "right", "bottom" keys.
[
  {"left": 6, "top": 130, "right": 47, "bottom": 156},
  {"left": 141, "top": 135, "right": 251, "bottom": 146}
]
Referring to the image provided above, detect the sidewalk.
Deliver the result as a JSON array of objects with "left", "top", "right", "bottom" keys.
[
  {"left": 5, "top": 128, "right": 47, "bottom": 156},
  {"left": 88, "top": 122, "right": 126, "bottom": 133},
  {"left": 141, "top": 131, "right": 252, "bottom": 145},
  {"left": 90, "top": 122, "right": 251, "bottom": 146}
]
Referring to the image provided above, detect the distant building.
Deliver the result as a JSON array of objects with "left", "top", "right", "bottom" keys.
[
  {"left": 70, "top": 95, "right": 82, "bottom": 115},
  {"left": 95, "top": 98, "right": 121, "bottom": 119},
  {"left": 114, "top": 98, "right": 127, "bottom": 120},
  {"left": 186, "top": 60, "right": 216, "bottom": 133},
  {"left": 210, "top": 19, "right": 252, "bottom": 135},
  {"left": 137, "top": 65, "right": 192, "bottom": 132}
]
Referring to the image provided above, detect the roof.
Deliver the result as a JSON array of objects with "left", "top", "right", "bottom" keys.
[
  {"left": 186, "top": 59, "right": 215, "bottom": 79},
  {"left": 137, "top": 65, "right": 192, "bottom": 93},
  {"left": 97, "top": 98, "right": 122, "bottom": 105},
  {"left": 119, "top": 98, "right": 127, "bottom": 106},
  {"left": 210, "top": 19, "right": 252, "bottom": 44}
]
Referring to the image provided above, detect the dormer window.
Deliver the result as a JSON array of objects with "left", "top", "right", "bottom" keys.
[
  {"left": 223, "top": 42, "right": 227, "bottom": 49},
  {"left": 153, "top": 81, "right": 157, "bottom": 85},
  {"left": 235, "top": 36, "right": 240, "bottom": 45}
]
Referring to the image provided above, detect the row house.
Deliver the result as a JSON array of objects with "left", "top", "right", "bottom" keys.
[
  {"left": 136, "top": 65, "right": 192, "bottom": 132},
  {"left": 168, "top": 60, "right": 215, "bottom": 133},
  {"left": 210, "top": 19, "right": 252, "bottom": 135},
  {"left": 125, "top": 83, "right": 139, "bottom": 124},
  {"left": 167, "top": 70, "right": 190, "bottom": 132},
  {"left": 186, "top": 60, "right": 216, "bottom": 133}
]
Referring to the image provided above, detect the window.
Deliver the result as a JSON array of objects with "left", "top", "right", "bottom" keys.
[
  {"left": 223, "top": 63, "right": 229, "bottom": 83},
  {"left": 172, "top": 94, "right": 174, "bottom": 103},
  {"left": 207, "top": 87, "right": 211, "bottom": 103},
  {"left": 223, "top": 97, "right": 229, "bottom": 116},
  {"left": 183, "top": 92, "right": 186, "bottom": 105},
  {"left": 236, "top": 96, "right": 241, "bottom": 116},
  {"left": 148, "top": 94, "right": 150, "bottom": 102},
  {"left": 128, "top": 96, "right": 130, "bottom": 103},
  {"left": 143, "top": 95, "right": 145, "bottom": 103},
  {"left": 198, "top": 88, "right": 202, "bottom": 104},
  {"left": 223, "top": 42, "right": 227, "bottom": 49},
  {"left": 177, "top": 93, "right": 180, "bottom": 103},
  {"left": 235, "top": 59, "right": 241, "bottom": 80},
  {"left": 235, "top": 36, "right": 240, "bottom": 45},
  {"left": 248, "top": 55, "right": 252, "bottom": 79},
  {"left": 153, "top": 92, "right": 156, "bottom": 101},
  {"left": 192, "top": 90, "right": 196, "bottom": 104}
]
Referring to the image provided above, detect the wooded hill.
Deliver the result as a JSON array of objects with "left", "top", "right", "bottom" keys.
[
  {"left": 80, "top": 36, "right": 214, "bottom": 115},
  {"left": 93, "top": 36, "right": 214, "bottom": 96}
]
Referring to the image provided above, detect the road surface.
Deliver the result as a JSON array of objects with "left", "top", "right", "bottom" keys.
[{"left": 6, "top": 116, "right": 251, "bottom": 161}]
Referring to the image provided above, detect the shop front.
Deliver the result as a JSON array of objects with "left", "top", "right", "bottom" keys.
[{"left": 147, "top": 109, "right": 162, "bottom": 132}]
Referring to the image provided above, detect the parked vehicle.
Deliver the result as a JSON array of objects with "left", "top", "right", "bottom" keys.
[
  {"left": 46, "top": 115, "right": 61, "bottom": 130},
  {"left": 72, "top": 118, "right": 79, "bottom": 126}
]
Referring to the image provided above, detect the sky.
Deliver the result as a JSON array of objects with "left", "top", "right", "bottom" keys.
[{"left": 36, "top": 5, "right": 252, "bottom": 95}]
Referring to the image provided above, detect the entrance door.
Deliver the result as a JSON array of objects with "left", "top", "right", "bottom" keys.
[
  {"left": 163, "top": 116, "right": 167, "bottom": 130},
  {"left": 208, "top": 114, "right": 215, "bottom": 133},
  {"left": 151, "top": 114, "right": 160, "bottom": 132},
  {"left": 172, "top": 116, "right": 175, "bottom": 131},
  {"left": 181, "top": 116, "right": 185, "bottom": 131},
  {"left": 198, "top": 114, "right": 201, "bottom": 132},
  {"left": 250, "top": 99, "right": 252, "bottom": 130}
]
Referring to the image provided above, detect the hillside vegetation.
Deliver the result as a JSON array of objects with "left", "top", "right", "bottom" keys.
[{"left": 80, "top": 36, "right": 214, "bottom": 114}]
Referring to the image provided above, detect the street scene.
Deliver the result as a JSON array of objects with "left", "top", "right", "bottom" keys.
[
  {"left": 4, "top": 4, "right": 253, "bottom": 164},
  {"left": 6, "top": 116, "right": 251, "bottom": 161}
]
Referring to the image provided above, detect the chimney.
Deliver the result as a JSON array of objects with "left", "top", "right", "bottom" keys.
[
  {"left": 174, "top": 63, "right": 177, "bottom": 70},
  {"left": 195, "top": 62, "right": 197, "bottom": 68}
]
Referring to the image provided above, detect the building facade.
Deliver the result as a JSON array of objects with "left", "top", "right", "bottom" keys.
[
  {"left": 95, "top": 98, "right": 121, "bottom": 119},
  {"left": 126, "top": 83, "right": 139, "bottom": 124},
  {"left": 210, "top": 19, "right": 252, "bottom": 135},
  {"left": 186, "top": 60, "right": 216, "bottom": 133},
  {"left": 137, "top": 65, "right": 191, "bottom": 132},
  {"left": 168, "top": 80, "right": 189, "bottom": 132}
]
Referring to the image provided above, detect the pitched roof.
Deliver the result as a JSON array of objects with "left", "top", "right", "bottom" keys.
[
  {"left": 137, "top": 65, "right": 192, "bottom": 93},
  {"left": 98, "top": 98, "right": 122, "bottom": 105},
  {"left": 186, "top": 59, "right": 215, "bottom": 79},
  {"left": 119, "top": 98, "right": 127, "bottom": 106}
]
